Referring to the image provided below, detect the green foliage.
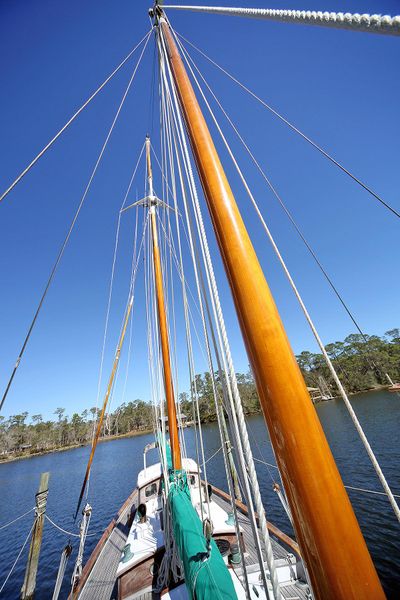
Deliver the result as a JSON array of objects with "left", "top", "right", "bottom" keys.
[
  {"left": 1, "top": 329, "right": 398, "bottom": 460},
  {"left": 0, "top": 399, "right": 155, "bottom": 460},
  {"left": 296, "top": 331, "right": 400, "bottom": 394}
]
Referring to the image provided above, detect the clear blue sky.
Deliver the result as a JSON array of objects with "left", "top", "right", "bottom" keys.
[{"left": 0, "top": 0, "right": 399, "bottom": 421}]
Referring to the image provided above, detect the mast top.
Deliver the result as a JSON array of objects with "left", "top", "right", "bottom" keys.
[
  {"left": 149, "top": 1, "right": 164, "bottom": 23},
  {"left": 121, "top": 136, "right": 175, "bottom": 214}
]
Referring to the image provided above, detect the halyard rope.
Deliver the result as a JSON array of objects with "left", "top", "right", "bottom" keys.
[
  {"left": 158, "top": 36, "right": 251, "bottom": 597},
  {"left": 159, "top": 23, "right": 278, "bottom": 599},
  {"left": 158, "top": 35, "right": 211, "bottom": 519},
  {"left": 71, "top": 504, "right": 92, "bottom": 589},
  {"left": 164, "top": 6, "right": 400, "bottom": 36}
]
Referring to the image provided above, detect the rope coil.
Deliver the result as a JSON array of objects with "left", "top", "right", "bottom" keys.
[{"left": 35, "top": 489, "right": 49, "bottom": 516}]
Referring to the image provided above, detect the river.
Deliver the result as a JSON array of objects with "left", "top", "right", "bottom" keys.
[{"left": 0, "top": 390, "right": 399, "bottom": 598}]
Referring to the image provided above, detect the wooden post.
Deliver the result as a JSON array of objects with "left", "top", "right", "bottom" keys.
[
  {"left": 159, "top": 17, "right": 385, "bottom": 599},
  {"left": 21, "top": 472, "right": 50, "bottom": 600}
]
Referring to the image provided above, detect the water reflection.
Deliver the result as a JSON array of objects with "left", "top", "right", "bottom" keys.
[{"left": 0, "top": 390, "right": 399, "bottom": 598}]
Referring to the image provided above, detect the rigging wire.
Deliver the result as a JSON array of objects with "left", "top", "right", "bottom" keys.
[
  {"left": 204, "top": 445, "right": 223, "bottom": 464},
  {"left": 177, "top": 37, "right": 390, "bottom": 382},
  {"left": 73, "top": 214, "right": 148, "bottom": 521},
  {"left": 0, "top": 521, "right": 35, "bottom": 595},
  {"left": 158, "top": 40, "right": 214, "bottom": 518},
  {"left": 173, "top": 28, "right": 400, "bottom": 525},
  {"left": 158, "top": 28, "right": 270, "bottom": 598},
  {"left": 0, "top": 507, "right": 35, "bottom": 532},
  {"left": 346, "top": 485, "right": 400, "bottom": 500},
  {"left": 148, "top": 149, "right": 214, "bottom": 359},
  {"left": 158, "top": 59, "right": 194, "bottom": 478},
  {"left": 87, "top": 145, "right": 145, "bottom": 499},
  {"left": 148, "top": 36, "right": 158, "bottom": 139},
  {"left": 159, "top": 66, "right": 186, "bottom": 469},
  {"left": 104, "top": 203, "right": 141, "bottom": 419},
  {"left": 161, "top": 87, "right": 251, "bottom": 598},
  {"left": 159, "top": 81, "right": 193, "bottom": 462},
  {"left": 154, "top": 153, "right": 246, "bottom": 502},
  {"left": 161, "top": 25, "right": 284, "bottom": 598},
  {"left": 0, "top": 30, "right": 152, "bottom": 205},
  {"left": 45, "top": 514, "right": 97, "bottom": 538},
  {"left": 252, "top": 457, "right": 400, "bottom": 501},
  {"left": 119, "top": 209, "right": 140, "bottom": 409},
  {"left": 159, "top": 38, "right": 210, "bottom": 520},
  {"left": 174, "top": 31, "right": 400, "bottom": 220},
  {"left": 0, "top": 32, "right": 152, "bottom": 415}
]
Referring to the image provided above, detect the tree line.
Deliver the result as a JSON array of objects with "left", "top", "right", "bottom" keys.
[
  {"left": 0, "top": 400, "right": 154, "bottom": 460},
  {"left": 296, "top": 329, "right": 400, "bottom": 393},
  {"left": 1, "top": 329, "right": 398, "bottom": 459}
]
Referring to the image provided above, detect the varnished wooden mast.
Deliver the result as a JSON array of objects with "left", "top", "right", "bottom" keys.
[
  {"left": 146, "top": 137, "right": 182, "bottom": 471},
  {"left": 158, "top": 16, "right": 385, "bottom": 600}
]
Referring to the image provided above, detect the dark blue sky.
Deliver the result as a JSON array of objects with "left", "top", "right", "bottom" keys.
[{"left": 0, "top": 0, "right": 399, "bottom": 420}]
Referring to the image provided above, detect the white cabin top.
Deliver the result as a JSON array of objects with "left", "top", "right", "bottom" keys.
[{"left": 137, "top": 458, "right": 200, "bottom": 488}]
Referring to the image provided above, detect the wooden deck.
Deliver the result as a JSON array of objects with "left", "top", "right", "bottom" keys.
[
  {"left": 75, "top": 485, "right": 309, "bottom": 600},
  {"left": 74, "top": 489, "right": 138, "bottom": 600}
]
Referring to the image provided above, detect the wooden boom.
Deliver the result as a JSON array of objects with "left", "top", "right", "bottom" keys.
[
  {"left": 146, "top": 137, "right": 182, "bottom": 471},
  {"left": 159, "top": 16, "right": 385, "bottom": 600}
]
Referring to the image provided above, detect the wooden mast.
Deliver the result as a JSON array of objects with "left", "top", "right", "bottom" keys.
[
  {"left": 158, "top": 16, "right": 385, "bottom": 600},
  {"left": 146, "top": 136, "right": 182, "bottom": 471}
]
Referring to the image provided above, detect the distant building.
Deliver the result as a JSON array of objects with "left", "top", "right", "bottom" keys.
[{"left": 160, "top": 414, "right": 188, "bottom": 428}]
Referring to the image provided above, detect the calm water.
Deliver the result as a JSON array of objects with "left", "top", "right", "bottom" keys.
[{"left": 0, "top": 390, "right": 399, "bottom": 598}]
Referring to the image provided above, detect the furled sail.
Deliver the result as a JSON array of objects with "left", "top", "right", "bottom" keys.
[{"left": 168, "top": 479, "right": 238, "bottom": 600}]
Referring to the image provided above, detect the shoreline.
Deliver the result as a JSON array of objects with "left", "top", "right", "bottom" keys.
[
  {"left": 0, "top": 428, "right": 153, "bottom": 465},
  {"left": 0, "top": 387, "right": 391, "bottom": 465},
  {"left": 318, "top": 384, "right": 389, "bottom": 403}
]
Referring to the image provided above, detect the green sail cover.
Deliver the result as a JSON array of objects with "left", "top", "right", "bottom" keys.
[
  {"left": 156, "top": 432, "right": 173, "bottom": 470},
  {"left": 168, "top": 479, "right": 238, "bottom": 600},
  {"left": 165, "top": 441, "right": 172, "bottom": 470}
]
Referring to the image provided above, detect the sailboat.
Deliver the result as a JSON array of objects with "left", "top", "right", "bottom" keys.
[{"left": 0, "top": 3, "right": 399, "bottom": 600}]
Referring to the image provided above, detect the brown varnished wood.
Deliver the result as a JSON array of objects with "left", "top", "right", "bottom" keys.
[
  {"left": 21, "top": 472, "right": 49, "bottom": 600},
  {"left": 150, "top": 207, "right": 182, "bottom": 470},
  {"left": 160, "top": 19, "right": 385, "bottom": 600}
]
